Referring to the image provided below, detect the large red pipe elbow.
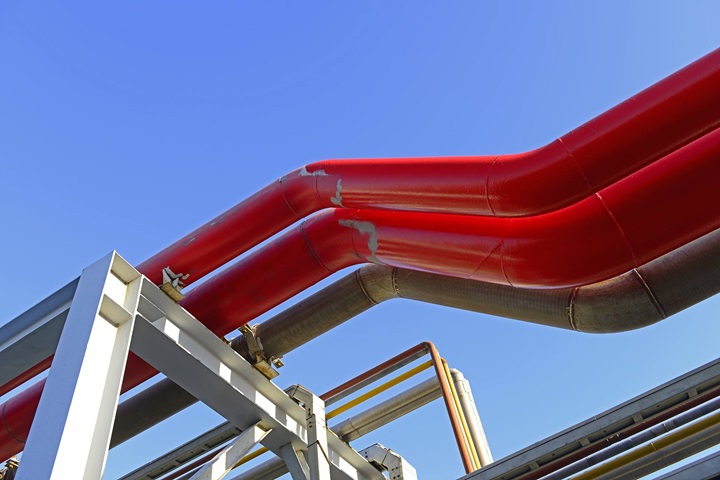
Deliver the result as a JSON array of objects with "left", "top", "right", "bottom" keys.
[
  {"left": 139, "top": 48, "right": 720, "bottom": 286},
  {"left": 3, "top": 125, "right": 720, "bottom": 459},
  {"left": 3, "top": 49, "right": 720, "bottom": 461}
]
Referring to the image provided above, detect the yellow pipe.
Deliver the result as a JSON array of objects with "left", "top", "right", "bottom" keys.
[
  {"left": 231, "top": 360, "right": 433, "bottom": 470},
  {"left": 570, "top": 408, "right": 720, "bottom": 480},
  {"left": 443, "top": 359, "right": 481, "bottom": 470},
  {"left": 233, "top": 360, "right": 433, "bottom": 468},
  {"left": 327, "top": 360, "right": 434, "bottom": 420},
  {"left": 234, "top": 445, "right": 269, "bottom": 468}
]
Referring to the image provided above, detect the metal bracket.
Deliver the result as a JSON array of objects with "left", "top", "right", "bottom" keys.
[
  {"left": 238, "top": 324, "right": 283, "bottom": 379},
  {"left": 359, "top": 444, "right": 417, "bottom": 480},
  {"left": 0, "top": 457, "right": 19, "bottom": 480},
  {"left": 160, "top": 266, "right": 189, "bottom": 302}
]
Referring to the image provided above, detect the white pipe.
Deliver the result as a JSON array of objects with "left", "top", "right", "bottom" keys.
[{"left": 450, "top": 369, "right": 493, "bottom": 467}]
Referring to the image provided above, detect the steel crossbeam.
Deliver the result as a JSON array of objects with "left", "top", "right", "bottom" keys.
[{"left": 8, "top": 252, "right": 383, "bottom": 480}]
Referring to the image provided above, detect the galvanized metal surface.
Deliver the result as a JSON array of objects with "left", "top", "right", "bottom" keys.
[
  {"left": 652, "top": 449, "right": 720, "bottom": 480},
  {"left": 459, "top": 355, "right": 720, "bottom": 480}
]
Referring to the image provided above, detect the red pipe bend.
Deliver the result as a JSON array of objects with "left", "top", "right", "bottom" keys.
[
  {"left": 4, "top": 49, "right": 720, "bottom": 461},
  {"left": 3, "top": 125, "right": 720, "bottom": 460},
  {"left": 138, "top": 48, "right": 720, "bottom": 286},
  {"left": 183, "top": 125, "right": 720, "bottom": 331}
]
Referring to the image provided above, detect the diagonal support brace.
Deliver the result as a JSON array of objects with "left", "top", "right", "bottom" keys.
[{"left": 189, "top": 423, "right": 270, "bottom": 480}]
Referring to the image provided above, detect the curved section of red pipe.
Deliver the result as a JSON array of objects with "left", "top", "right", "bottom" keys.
[
  {"left": 183, "top": 125, "right": 720, "bottom": 328},
  {"left": 3, "top": 125, "right": 720, "bottom": 460},
  {"left": 138, "top": 48, "right": 720, "bottom": 286}
]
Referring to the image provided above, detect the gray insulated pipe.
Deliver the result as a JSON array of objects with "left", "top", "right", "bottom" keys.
[
  {"left": 111, "top": 227, "right": 720, "bottom": 448},
  {"left": 231, "top": 226, "right": 720, "bottom": 361}
]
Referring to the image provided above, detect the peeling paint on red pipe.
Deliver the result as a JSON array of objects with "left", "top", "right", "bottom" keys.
[
  {"left": 4, "top": 49, "right": 720, "bottom": 461},
  {"left": 5, "top": 125, "right": 720, "bottom": 459},
  {"left": 4, "top": 126, "right": 720, "bottom": 461},
  {"left": 139, "top": 48, "right": 720, "bottom": 286}
]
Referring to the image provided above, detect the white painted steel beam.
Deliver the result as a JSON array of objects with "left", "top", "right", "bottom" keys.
[
  {"left": 188, "top": 423, "right": 270, "bottom": 480},
  {"left": 9, "top": 251, "right": 382, "bottom": 480},
  {"left": 16, "top": 252, "right": 142, "bottom": 480},
  {"left": 359, "top": 444, "right": 418, "bottom": 480},
  {"left": 130, "top": 278, "right": 384, "bottom": 480}
]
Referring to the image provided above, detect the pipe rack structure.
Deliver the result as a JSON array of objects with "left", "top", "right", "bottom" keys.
[{"left": 2, "top": 47, "right": 720, "bottom": 478}]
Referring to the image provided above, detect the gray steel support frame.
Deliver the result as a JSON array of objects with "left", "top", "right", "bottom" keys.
[{"left": 8, "top": 252, "right": 384, "bottom": 480}]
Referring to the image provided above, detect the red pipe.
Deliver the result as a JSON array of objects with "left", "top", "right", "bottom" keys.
[
  {"left": 0, "top": 357, "right": 52, "bottom": 399},
  {"left": 4, "top": 125, "right": 720, "bottom": 460},
  {"left": 3, "top": 50, "right": 720, "bottom": 461},
  {"left": 138, "top": 48, "right": 720, "bottom": 285}
]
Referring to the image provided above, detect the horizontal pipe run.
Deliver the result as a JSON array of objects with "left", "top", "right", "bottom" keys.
[
  {"left": 569, "top": 406, "right": 720, "bottom": 480},
  {"left": 229, "top": 376, "right": 442, "bottom": 480},
  {"left": 608, "top": 434, "right": 720, "bottom": 480},
  {"left": 176, "top": 126, "right": 720, "bottom": 351},
  {"left": 542, "top": 394, "right": 720, "bottom": 480},
  {"left": 320, "top": 343, "right": 428, "bottom": 405},
  {"left": 234, "top": 224, "right": 720, "bottom": 368},
  {"left": 5, "top": 49, "right": 720, "bottom": 464},
  {"left": 653, "top": 449, "right": 720, "bottom": 480},
  {"left": 326, "top": 360, "right": 433, "bottom": 420},
  {"left": 162, "top": 376, "right": 444, "bottom": 480},
  {"left": 106, "top": 223, "right": 720, "bottom": 453},
  {"left": 138, "top": 48, "right": 720, "bottom": 286}
]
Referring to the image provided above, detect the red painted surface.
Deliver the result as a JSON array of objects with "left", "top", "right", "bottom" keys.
[
  {"left": 3, "top": 49, "right": 720, "bottom": 460},
  {"left": 138, "top": 47, "right": 720, "bottom": 286}
]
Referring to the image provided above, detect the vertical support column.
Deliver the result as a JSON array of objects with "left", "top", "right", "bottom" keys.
[
  {"left": 16, "top": 252, "right": 142, "bottom": 480},
  {"left": 306, "top": 394, "right": 331, "bottom": 480},
  {"left": 288, "top": 386, "right": 331, "bottom": 480}
]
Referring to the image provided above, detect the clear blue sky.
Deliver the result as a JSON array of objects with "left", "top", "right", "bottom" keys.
[{"left": 1, "top": 2, "right": 720, "bottom": 479}]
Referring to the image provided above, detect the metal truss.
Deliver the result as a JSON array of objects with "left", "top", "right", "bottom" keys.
[{"left": 6, "top": 252, "right": 384, "bottom": 480}]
